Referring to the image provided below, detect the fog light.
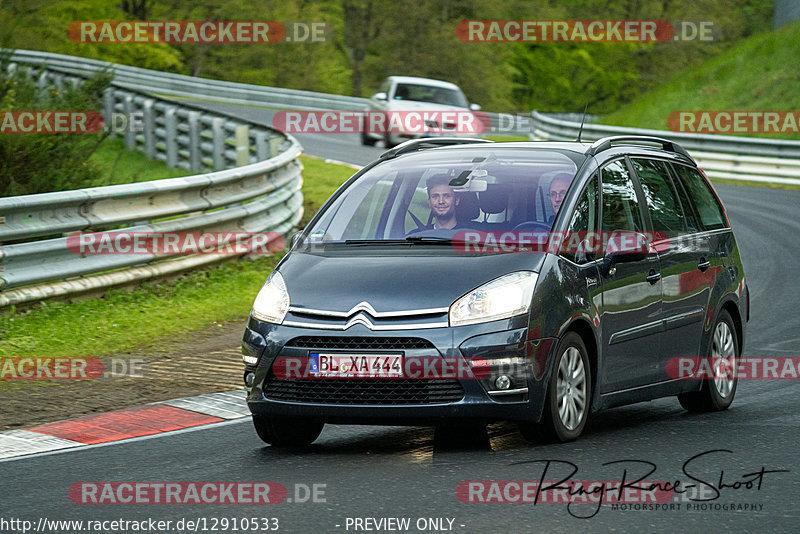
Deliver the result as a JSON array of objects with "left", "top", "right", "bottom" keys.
[
  {"left": 244, "top": 372, "right": 256, "bottom": 388},
  {"left": 495, "top": 375, "right": 512, "bottom": 390}
]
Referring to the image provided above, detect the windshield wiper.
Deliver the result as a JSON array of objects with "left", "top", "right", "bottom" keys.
[
  {"left": 344, "top": 239, "right": 409, "bottom": 246},
  {"left": 342, "top": 237, "right": 457, "bottom": 246},
  {"left": 404, "top": 236, "right": 453, "bottom": 244}
]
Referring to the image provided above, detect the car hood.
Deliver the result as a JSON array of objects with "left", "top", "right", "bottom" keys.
[
  {"left": 278, "top": 250, "right": 545, "bottom": 313},
  {"left": 385, "top": 100, "right": 469, "bottom": 113}
]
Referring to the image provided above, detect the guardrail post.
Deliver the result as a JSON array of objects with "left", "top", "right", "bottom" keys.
[
  {"left": 188, "top": 111, "right": 201, "bottom": 171},
  {"left": 103, "top": 88, "right": 115, "bottom": 134},
  {"left": 165, "top": 106, "right": 178, "bottom": 168},
  {"left": 254, "top": 131, "right": 269, "bottom": 161},
  {"left": 54, "top": 73, "right": 64, "bottom": 92},
  {"left": 269, "top": 134, "right": 282, "bottom": 157},
  {"left": 235, "top": 125, "right": 250, "bottom": 166},
  {"left": 37, "top": 71, "right": 49, "bottom": 91},
  {"left": 143, "top": 99, "right": 155, "bottom": 159},
  {"left": 212, "top": 117, "right": 225, "bottom": 170},
  {"left": 123, "top": 94, "right": 135, "bottom": 150}
]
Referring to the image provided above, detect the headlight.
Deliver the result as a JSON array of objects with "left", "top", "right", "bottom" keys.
[
  {"left": 251, "top": 271, "right": 290, "bottom": 324},
  {"left": 449, "top": 271, "right": 538, "bottom": 326}
]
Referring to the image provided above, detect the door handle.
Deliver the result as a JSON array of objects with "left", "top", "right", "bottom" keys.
[
  {"left": 698, "top": 258, "right": 710, "bottom": 272},
  {"left": 646, "top": 270, "right": 661, "bottom": 284}
]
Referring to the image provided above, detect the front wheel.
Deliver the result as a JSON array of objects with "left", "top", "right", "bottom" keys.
[
  {"left": 383, "top": 132, "right": 397, "bottom": 148},
  {"left": 361, "top": 131, "right": 377, "bottom": 146},
  {"left": 519, "top": 332, "right": 591, "bottom": 443},
  {"left": 678, "top": 309, "right": 739, "bottom": 412},
  {"left": 252, "top": 416, "right": 323, "bottom": 446}
]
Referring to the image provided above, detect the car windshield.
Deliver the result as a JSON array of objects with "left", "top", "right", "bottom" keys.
[
  {"left": 393, "top": 83, "right": 469, "bottom": 108},
  {"left": 305, "top": 147, "right": 579, "bottom": 245}
]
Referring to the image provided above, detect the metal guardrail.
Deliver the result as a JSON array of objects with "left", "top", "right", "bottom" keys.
[
  {"left": 529, "top": 111, "right": 800, "bottom": 185},
  {"left": 0, "top": 55, "right": 305, "bottom": 308},
  {"left": 7, "top": 49, "right": 364, "bottom": 112},
  {"left": 5, "top": 49, "right": 533, "bottom": 135}
]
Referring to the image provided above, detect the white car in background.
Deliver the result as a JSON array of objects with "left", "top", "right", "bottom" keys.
[{"left": 362, "top": 76, "right": 482, "bottom": 147}]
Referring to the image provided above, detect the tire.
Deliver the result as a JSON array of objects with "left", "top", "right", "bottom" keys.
[
  {"left": 252, "top": 416, "right": 323, "bottom": 447},
  {"left": 519, "top": 332, "right": 592, "bottom": 443},
  {"left": 361, "top": 131, "right": 377, "bottom": 146},
  {"left": 678, "top": 309, "right": 739, "bottom": 412}
]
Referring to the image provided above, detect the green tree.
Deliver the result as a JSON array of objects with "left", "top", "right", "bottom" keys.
[{"left": 0, "top": 53, "right": 112, "bottom": 196}]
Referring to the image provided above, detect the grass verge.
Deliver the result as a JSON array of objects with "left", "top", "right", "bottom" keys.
[
  {"left": 90, "top": 136, "right": 193, "bottom": 185},
  {"left": 602, "top": 20, "right": 800, "bottom": 140},
  {"left": 484, "top": 134, "right": 531, "bottom": 142},
  {"left": 709, "top": 177, "right": 800, "bottom": 191}
]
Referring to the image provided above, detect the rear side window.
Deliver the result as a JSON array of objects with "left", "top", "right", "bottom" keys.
[
  {"left": 601, "top": 159, "right": 644, "bottom": 233},
  {"left": 672, "top": 164, "right": 728, "bottom": 230},
  {"left": 631, "top": 158, "right": 687, "bottom": 236},
  {"left": 666, "top": 166, "right": 701, "bottom": 233}
]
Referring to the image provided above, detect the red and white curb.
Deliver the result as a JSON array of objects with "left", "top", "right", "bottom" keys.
[{"left": 0, "top": 389, "right": 249, "bottom": 460}]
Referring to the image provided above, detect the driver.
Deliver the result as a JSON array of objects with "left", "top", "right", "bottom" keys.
[{"left": 426, "top": 173, "right": 461, "bottom": 230}]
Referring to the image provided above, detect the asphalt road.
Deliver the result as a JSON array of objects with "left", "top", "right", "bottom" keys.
[{"left": 2, "top": 102, "right": 799, "bottom": 533}]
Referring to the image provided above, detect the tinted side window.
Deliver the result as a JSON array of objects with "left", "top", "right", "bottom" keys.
[
  {"left": 563, "top": 174, "right": 599, "bottom": 264},
  {"left": 601, "top": 160, "right": 644, "bottom": 233},
  {"left": 666, "top": 165, "right": 701, "bottom": 233},
  {"left": 673, "top": 165, "right": 727, "bottom": 230},
  {"left": 631, "top": 158, "right": 687, "bottom": 236}
]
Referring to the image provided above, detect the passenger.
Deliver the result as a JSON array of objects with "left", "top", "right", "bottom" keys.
[{"left": 547, "top": 173, "right": 572, "bottom": 224}]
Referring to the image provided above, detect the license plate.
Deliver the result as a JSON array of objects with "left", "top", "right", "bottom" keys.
[{"left": 309, "top": 353, "right": 403, "bottom": 378}]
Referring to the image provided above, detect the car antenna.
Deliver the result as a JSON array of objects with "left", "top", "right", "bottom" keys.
[{"left": 576, "top": 103, "right": 589, "bottom": 143}]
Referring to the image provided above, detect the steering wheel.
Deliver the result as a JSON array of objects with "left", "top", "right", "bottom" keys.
[{"left": 512, "top": 221, "right": 552, "bottom": 233}]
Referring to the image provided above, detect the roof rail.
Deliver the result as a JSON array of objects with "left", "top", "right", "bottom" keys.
[
  {"left": 587, "top": 136, "right": 695, "bottom": 163},
  {"left": 380, "top": 137, "right": 493, "bottom": 160}
]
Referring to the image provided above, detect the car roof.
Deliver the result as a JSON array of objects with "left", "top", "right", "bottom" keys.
[
  {"left": 386, "top": 76, "right": 462, "bottom": 90},
  {"left": 381, "top": 139, "right": 696, "bottom": 167},
  {"left": 416, "top": 141, "right": 594, "bottom": 157}
]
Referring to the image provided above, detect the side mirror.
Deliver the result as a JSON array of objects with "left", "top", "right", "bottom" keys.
[
  {"left": 372, "top": 91, "right": 388, "bottom": 101},
  {"left": 469, "top": 103, "right": 481, "bottom": 111},
  {"left": 601, "top": 230, "right": 652, "bottom": 274}
]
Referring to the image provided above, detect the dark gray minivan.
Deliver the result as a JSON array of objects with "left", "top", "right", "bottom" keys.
[{"left": 241, "top": 136, "right": 749, "bottom": 446}]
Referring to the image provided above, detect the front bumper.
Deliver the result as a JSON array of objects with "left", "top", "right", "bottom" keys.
[{"left": 242, "top": 315, "right": 557, "bottom": 425}]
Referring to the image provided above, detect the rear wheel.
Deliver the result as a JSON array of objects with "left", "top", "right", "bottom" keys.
[
  {"left": 678, "top": 309, "right": 739, "bottom": 412},
  {"left": 252, "top": 416, "right": 323, "bottom": 446},
  {"left": 519, "top": 332, "right": 591, "bottom": 443}
]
